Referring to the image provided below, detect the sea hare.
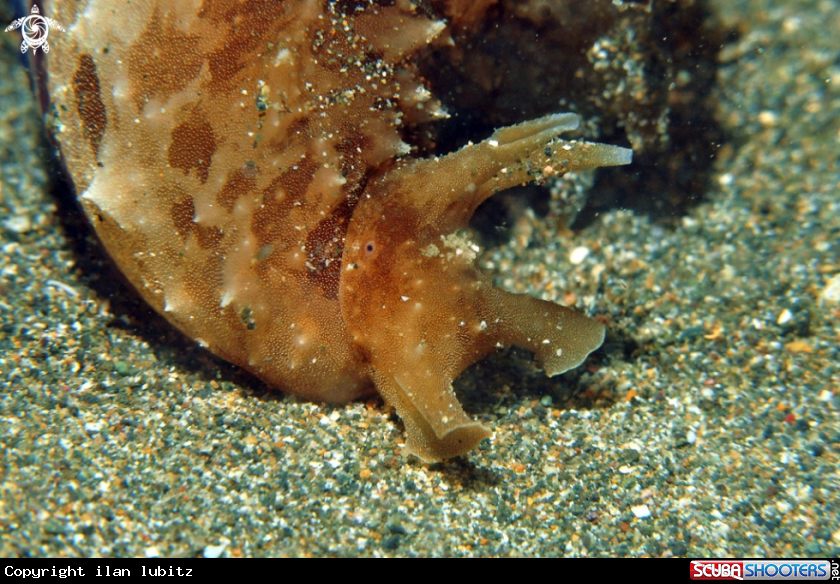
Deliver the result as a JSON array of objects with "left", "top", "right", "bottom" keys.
[{"left": 42, "top": 0, "right": 631, "bottom": 462}]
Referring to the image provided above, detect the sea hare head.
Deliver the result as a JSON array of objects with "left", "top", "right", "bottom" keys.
[{"left": 340, "top": 113, "right": 630, "bottom": 462}]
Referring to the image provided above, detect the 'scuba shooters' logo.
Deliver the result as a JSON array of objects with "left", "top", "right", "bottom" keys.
[
  {"left": 691, "top": 560, "right": 837, "bottom": 581},
  {"left": 5, "top": 4, "right": 64, "bottom": 54}
]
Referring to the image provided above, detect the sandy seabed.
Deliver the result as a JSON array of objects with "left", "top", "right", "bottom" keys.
[{"left": 1, "top": 0, "right": 838, "bottom": 557}]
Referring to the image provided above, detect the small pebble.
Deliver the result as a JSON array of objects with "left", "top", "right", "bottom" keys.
[
  {"left": 203, "top": 543, "right": 228, "bottom": 558},
  {"left": 569, "top": 246, "right": 590, "bottom": 265}
]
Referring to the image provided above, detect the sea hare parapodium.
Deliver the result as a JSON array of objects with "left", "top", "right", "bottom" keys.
[{"left": 42, "top": 0, "right": 632, "bottom": 461}]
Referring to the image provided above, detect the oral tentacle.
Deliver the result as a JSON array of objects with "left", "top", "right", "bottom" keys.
[{"left": 367, "top": 113, "right": 632, "bottom": 234}]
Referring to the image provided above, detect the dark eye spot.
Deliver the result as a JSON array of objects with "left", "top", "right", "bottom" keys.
[{"left": 362, "top": 240, "right": 380, "bottom": 262}]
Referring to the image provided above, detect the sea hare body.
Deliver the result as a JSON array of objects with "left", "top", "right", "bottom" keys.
[{"left": 44, "top": 0, "right": 631, "bottom": 462}]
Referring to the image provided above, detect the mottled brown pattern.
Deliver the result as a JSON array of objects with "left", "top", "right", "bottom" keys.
[
  {"left": 249, "top": 170, "right": 310, "bottom": 249},
  {"left": 72, "top": 54, "right": 106, "bottom": 158},
  {"left": 218, "top": 167, "right": 257, "bottom": 211},
  {"left": 126, "top": 11, "right": 204, "bottom": 111},
  {"left": 170, "top": 196, "right": 195, "bottom": 239},
  {"left": 168, "top": 110, "right": 216, "bottom": 183},
  {"left": 334, "top": 134, "right": 372, "bottom": 198},
  {"left": 47, "top": 0, "right": 632, "bottom": 462},
  {"left": 305, "top": 199, "right": 353, "bottom": 300},
  {"left": 195, "top": 225, "right": 223, "bottom": 250},
  {"left": 201, "top": 0, "right": 289, "bottom": 92}
]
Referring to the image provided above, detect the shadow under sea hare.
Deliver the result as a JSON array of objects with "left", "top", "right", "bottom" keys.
[{"left": 39, "top": 0, "right": 633, "bottom": 462}]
